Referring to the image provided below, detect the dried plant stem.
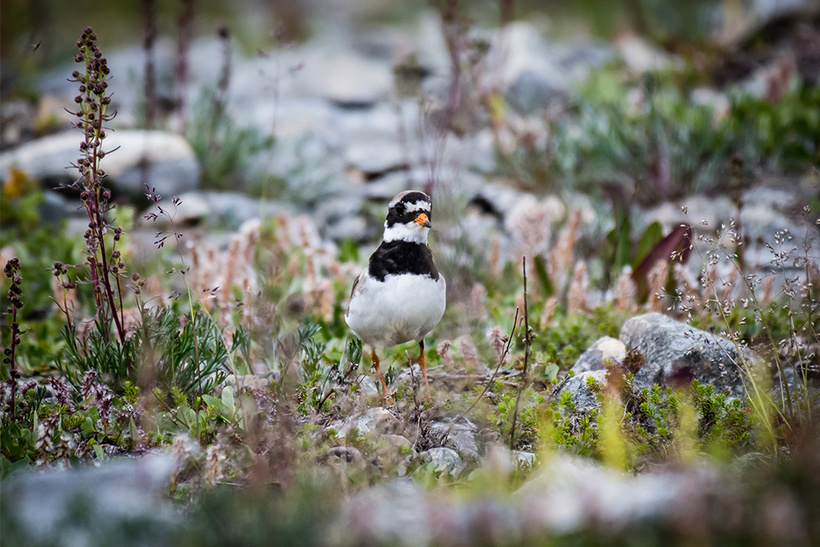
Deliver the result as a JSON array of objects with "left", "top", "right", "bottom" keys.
[
  {"left": 509, "top": 256, "right": 531, "bottom": 452},
  {"left": 142, "top": 0, "right": 157, "bottom": 129},
  {"left": 175, "top": 0, "right": 194, "bottom": 133}
]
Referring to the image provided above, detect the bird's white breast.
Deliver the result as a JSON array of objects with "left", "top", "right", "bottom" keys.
[{"left": 346, "top": 269, "right": 446, "bottom": 348}]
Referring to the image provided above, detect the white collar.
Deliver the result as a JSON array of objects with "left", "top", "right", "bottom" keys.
[{"left": 382, "top": 221, "right": 429, "bottom": 244}]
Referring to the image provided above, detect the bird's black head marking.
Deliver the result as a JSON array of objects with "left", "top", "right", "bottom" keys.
[{"left": 386, "top": 191, "right": 432, "bottom": 227}]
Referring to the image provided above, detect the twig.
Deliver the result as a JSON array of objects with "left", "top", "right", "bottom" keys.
[
  {"left": 429, "top": 371, "right": 521, "bottom": 384},
  {"left": 509, "top": 256, "right": 531, "bottom": 451}
]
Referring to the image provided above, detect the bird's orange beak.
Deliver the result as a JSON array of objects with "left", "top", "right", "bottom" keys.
[{"left": 414, "top": 213, "right": 432, "bottom": 228}]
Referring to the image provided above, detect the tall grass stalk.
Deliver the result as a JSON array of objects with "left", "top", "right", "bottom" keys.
[
  {"left": 673, "top": 209, "right": 818, "bottom": 453},
  {"left": 509, "top": 257, "right": 531, "bottom": 451},
  {"left": 144, "top": 191, "right": 205, "bottom": 442}
]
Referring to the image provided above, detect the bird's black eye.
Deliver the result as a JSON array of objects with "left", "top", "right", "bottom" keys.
[{"left": 394, "top": 202, "right": 405, "bottom": 214}]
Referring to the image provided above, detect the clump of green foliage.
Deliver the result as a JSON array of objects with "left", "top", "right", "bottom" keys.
[{"left": 496, "top": 68, "right": 820, "bottom": 207}]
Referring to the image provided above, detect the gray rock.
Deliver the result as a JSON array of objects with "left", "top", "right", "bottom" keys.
[
  {"left": 556, "top": 370, "right": 607, "bottom": 416},
  {"left": 335, "top": 407, "right": 403, "bottom": 438},
  {"left": 414, "top": 11, "right": 451, "bottom": 79},
  {"left": 255, "top": 132, "right": 344, "bottom": 206},
  {"left": 374, "top": 434, "right": 414, "bottom": 476},
  {"left": 38, "top": 190, "right": 75, "bottom": 223},
  {"left": 322, "top": 446, "right": 364, "bottom": 467},
  {"left": 295, "top": 46, "right": 393, "bottom": 106},
  {"left": 740, "top": 199, "right": 818, "bottom": 253},
  {"left": 364, "top": 169, "right": 422, "bottom": 201},
  {"left": 417, "top": 446, "right": 464, "bottom": 476},
  {"left": 572, "top": 336, "right": 627, "bottom": 374},
  {"left": 469, "top": 182, "right": 536, "bottom": 219},
  {"left": 508, "top": 70, "right": 566, "bottom": 113},
  {"left": 344, "top": 135, "right": 408, "bottom": 176},
  {"left": 641, "top": 195, "right": 737, "bottom": 235},
  {"left": 515, "top": 453, "right": 719, "bottom": 534},
  {"left": 333, "top": 101, "right": 409, "bottom": 135},
  {"left": 314, "top": 193, "right": 368, "bottom": 241},
  {"left": 236, "top": 98, "right": 334, "bottom": 139},
  {"left": 1, "top": 455, "right": 177, "bottom": 546},
  {"left": 147, "top": 191, "right": 289, "bottom": 229},
  {"left": 357, "top": 374, "right": 380, "bottom": 396},
  {"left": 485, "top": 444, "right": 537, "bottom": 475},
  {"left": 428, "top": 417, "right": 481, "bottom": 462},
  {"left": 335, "top": 453, "right": 736, "bottom": 542},
  {"left": 38, "top": 38, "right": 178, "bottom": 118},
  {"left": 1, "top": 100, "right": 35, "bottom": 148},
  {"left": 486, "top": 23, "right": 613, "bottom": 113},
  {"left": 0, "top": 130, "right": 200, "bottom": 199},
  {"left": 223, "top": 374, "right": 270, "bottom": 393},
  {"left": 513, "top": 450, "right": 537, "bottom": 470},
  {"left": 335, "top": 479, "right": 432, "bottom": 545},
  {"left": 620, "top": 313, "right": 761, "bottom": 399},
  {"left": 615, "top": 34, "right": 683, "bottom": 73},
  {"left": 324, "top": 214, "right": 368, "bottom": 242}
]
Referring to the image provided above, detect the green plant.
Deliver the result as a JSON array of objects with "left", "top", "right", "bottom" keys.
[
  {"left": 548, "top": 389, "right": 599, "bottom": 458},
  {"left": 2, "top": 258, "right": 24, "bottom": 420},
  {"left": 187, "top": 88, "right": 273, "bottom": 190}
]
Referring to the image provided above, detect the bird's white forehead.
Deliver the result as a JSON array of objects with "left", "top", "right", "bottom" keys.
[
  {"left": 401, "top": 201, "right": 429, "bottom": 214},
  {"left": 389, "top": 191, "right": 431, "bottom": 213}
]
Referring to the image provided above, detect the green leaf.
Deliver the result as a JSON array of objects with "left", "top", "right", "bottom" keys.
[
  {"left": 544, "top": 364, "right": 560, "bottom": 384},
  {"left": 221, "top": 386, "right": 235, "bottom": 410},
  {"left": 632, "top": 221, "right": 663, "bottom": 270},
  {"left": 177, "top": 406, "right": 197, "bottom": 428},
  {"left": 129, "top": 417, "right": 139, "bottom": 443},
  {"left": 202, "top": 394, "right": 227, "bottom": 412},
  {"left": 533, "top": 255, "right": 554, "bottom": 297},
  {"left": 81, "top": 417, "right": 96, "bottom": 434}
]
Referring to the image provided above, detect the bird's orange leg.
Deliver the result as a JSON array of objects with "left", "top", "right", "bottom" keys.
[
  {"left": 418, "top": 340, "right": 430, "bottom": 389},
  {"left": 371, "top": 349, "right": 395, "bottom": 404}
]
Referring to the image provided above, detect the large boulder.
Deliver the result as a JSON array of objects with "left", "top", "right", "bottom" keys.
[
  {"left": 0, "top": 130, "right": 200, "bottom": 200},
  {"left": 620, "top": 312, "right": 761, "bottom": 399}
]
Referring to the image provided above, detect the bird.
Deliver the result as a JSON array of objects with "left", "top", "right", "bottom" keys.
[{"left": 345, "top": 190, "right": 446, "bottom": 403}]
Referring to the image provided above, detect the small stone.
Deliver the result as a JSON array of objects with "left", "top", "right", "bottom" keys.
[
  {"left": 357, "top": 375, "right": 380, "bottom": 396},
  {"left": 322, "top": 446, "right": 364, "bottom": 467},
  {"left": 428, "top": 418, "right": 481, "bottom": 462},
  {"left": 418, "top": 447, "right": 464, "bottom": 476},
  {"left": 335, "top": 407, "right": 403, "bottom": 438},
  {"left": 572, "top": 337, "right": 627, "bottom": 374},
  {"left": 513, "top": 450, "right": 537, "bottom": 470},
  {"left": 223, "top": 374, "right": 270, "bottom": 393}
]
